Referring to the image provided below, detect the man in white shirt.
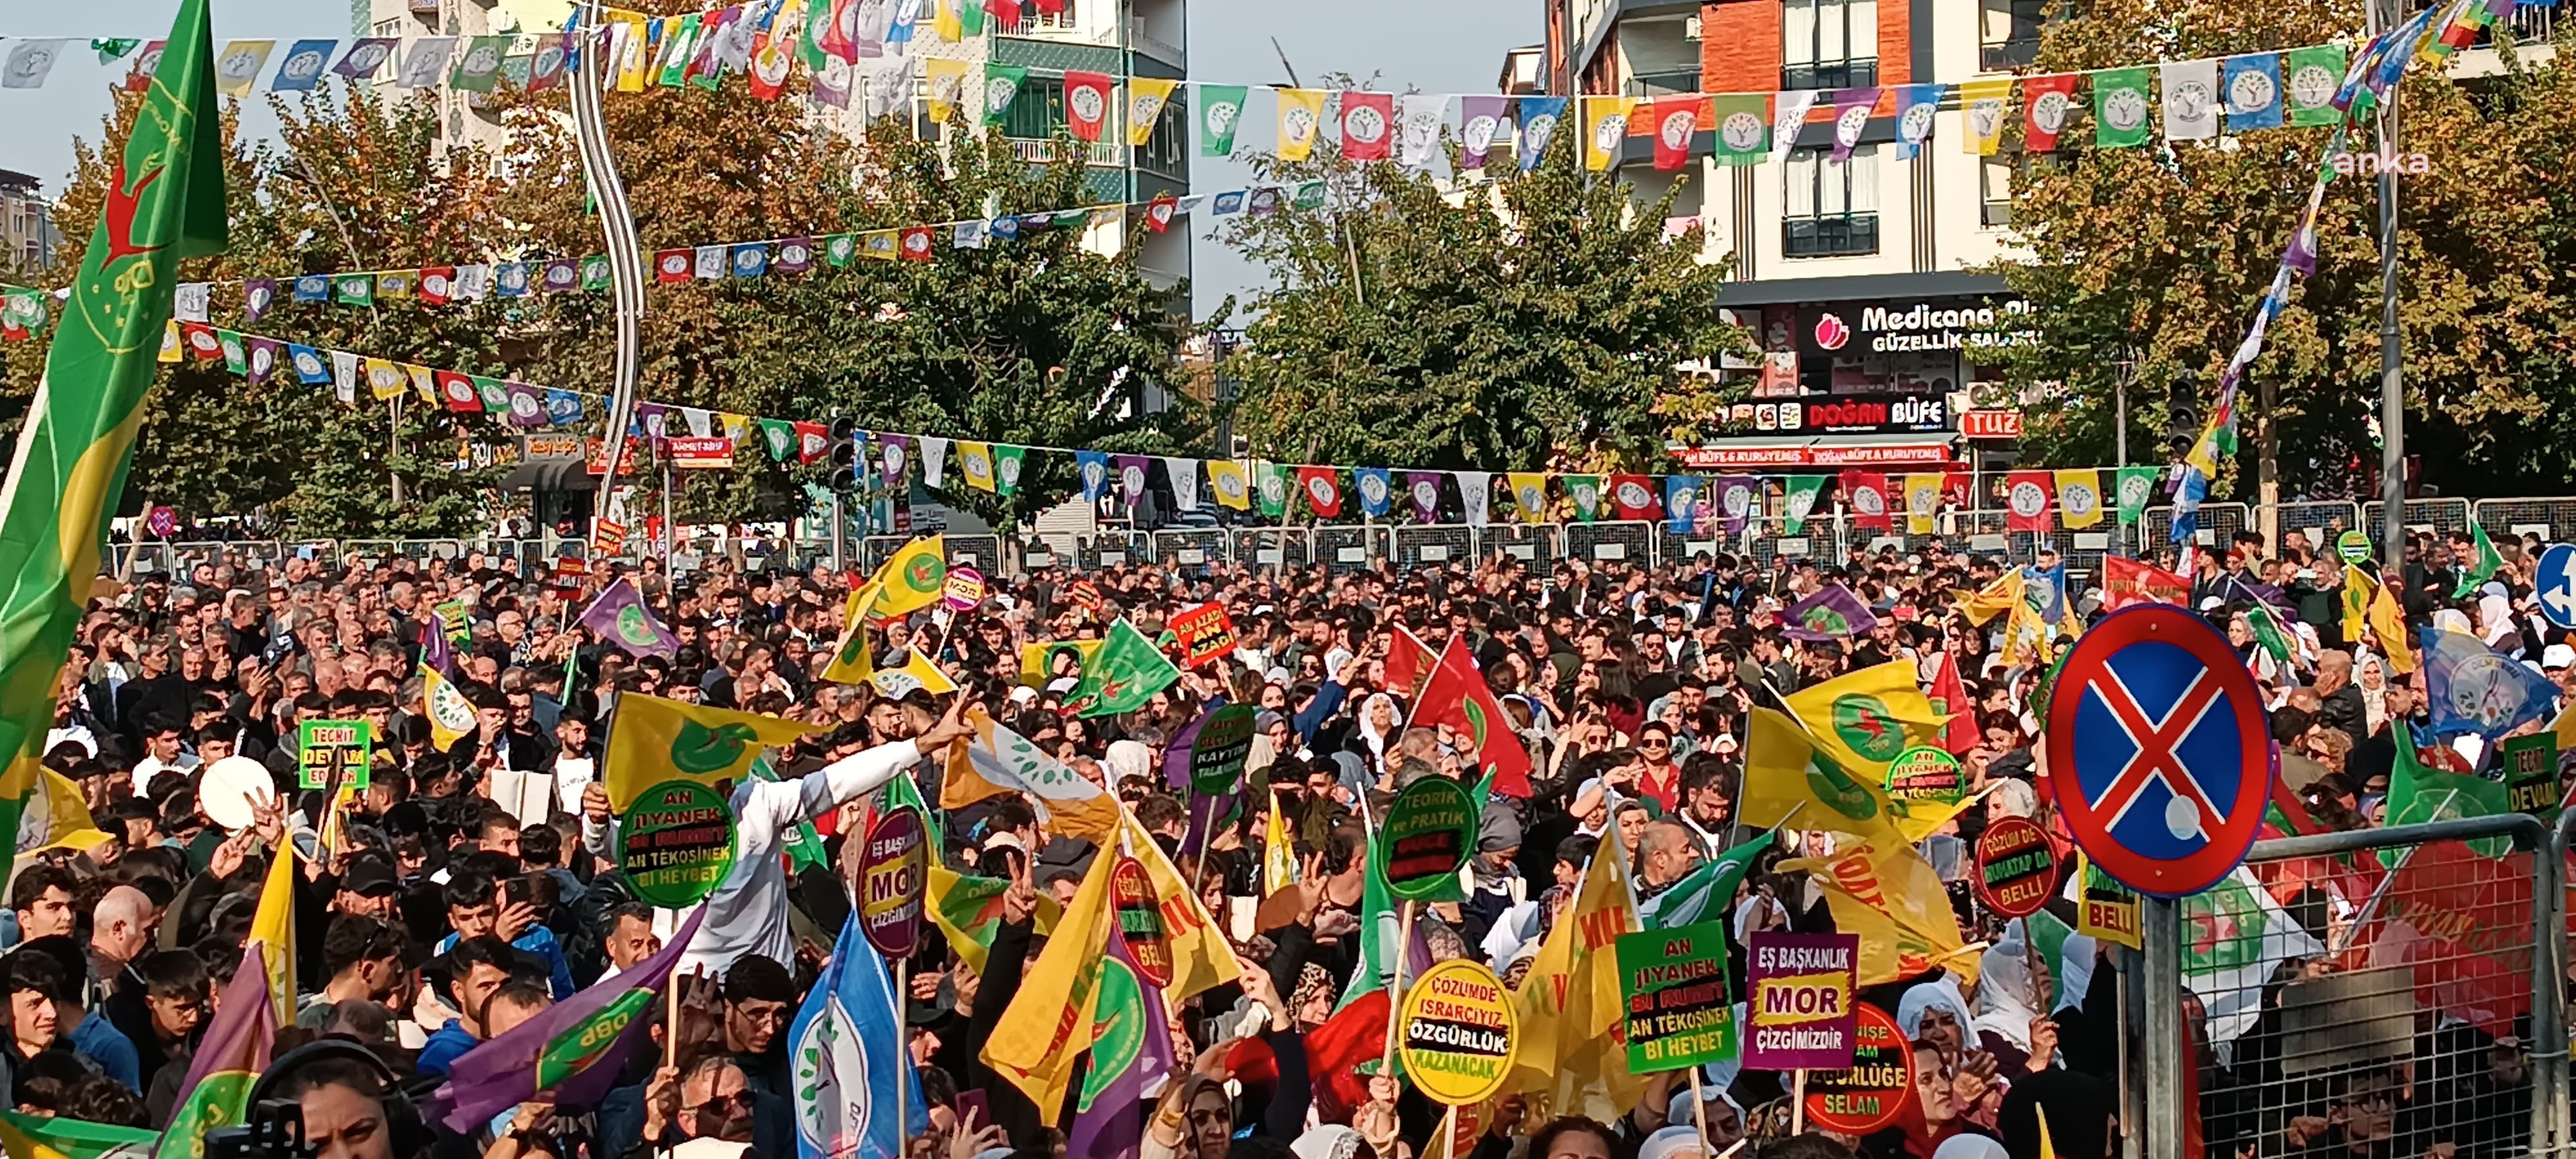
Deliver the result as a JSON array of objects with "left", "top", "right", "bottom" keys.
[{"left": 582, "top": 695, "right": 969, "bottom": 975}]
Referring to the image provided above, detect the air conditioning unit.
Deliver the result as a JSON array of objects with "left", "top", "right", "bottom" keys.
[{"left": 1684, "top": 14, "right": 1702, "bottom": 37}]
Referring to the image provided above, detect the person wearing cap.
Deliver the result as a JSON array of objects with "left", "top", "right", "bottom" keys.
[{"left": 332, "top": 854, "right": 403, "bottom": 921}]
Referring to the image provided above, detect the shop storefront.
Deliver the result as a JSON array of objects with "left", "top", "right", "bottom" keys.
[{"left": 1723, "top": 272, "right": 2036, "bottom": 399}]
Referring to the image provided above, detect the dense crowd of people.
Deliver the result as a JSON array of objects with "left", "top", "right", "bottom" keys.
[{"left": 14, "top": 520, "right": 2569, "bottom": 1159}]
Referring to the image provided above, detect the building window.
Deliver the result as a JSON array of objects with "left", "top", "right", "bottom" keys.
[
  {"left": 1135, "top": 91, "right": 1188, "bottom": 177},
  {"left": 1980, "top": 0, "right": 2045, "bottom": 70},
  {"left": 1783, "top": 0, "right": 1878, "bottom": 91},
  {"left": 1002, "top": 76, "right": 1067, "bottom": 139},
  {"left": 1980, "top": 158, "right": 2014, "bottom": 227},
  {"left": 1783, "top": 145, "right": 1879, "bottom": 258}
]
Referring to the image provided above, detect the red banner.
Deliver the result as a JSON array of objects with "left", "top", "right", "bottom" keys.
[
  {"left": 1650, "top": 96, "right": 1698, "bottom": 171},
  {"left": 1839, "top": 471, "right": 1891, "bottom": 531},
  {"left": 2102, "top": 556, "right": 2191, "bottom": 610},
  {"left": 1064, "top": 70, "right": 1113, "bottom": 142},
  {"left": 2003, "top": 470, "right": 2054, "bottom": 531},
  {"left": 1168, "top": 603, "right": 1238, "bottom": 667}
]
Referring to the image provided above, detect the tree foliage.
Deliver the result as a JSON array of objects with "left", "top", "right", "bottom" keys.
[
  {"left": 1215, "top": 126, "right": 1746, "bottom": 475},
  {"left": 1990, "top": 0, "right": 2576, "bottom": 496}
]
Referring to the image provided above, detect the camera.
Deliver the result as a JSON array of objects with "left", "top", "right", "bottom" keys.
[{"left": 205, "top": 1098, "right": 312, "bottom": 1159}]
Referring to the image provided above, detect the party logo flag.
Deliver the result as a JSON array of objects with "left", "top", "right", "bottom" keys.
[
  {"left": 943, "top": 710, "right": 1121, "bottom": 840},
  {"left": 1663, "top": 475, "right": 1703, "bottom": 532},
  {"left": 2022, "top": 74, "right": 2077, "bottom": 150},
  {"left": 434, "top": 909, "right": 707, "bottom": 1131},
  {"left": 1414, "top": 634, "right": 1535, "bottom": 797},
  {"left": 2114, "top": 465, "right": 2158, "bottom": 525},
  {"left": 270, "top": 39, "right": 334, "bottom": 90},
  {"left": 2420, "top": 627, "right": 2561, "bottom": 739},
  {"left": 1298, "top": 466, "right": 1343, "bottom": 518},
  {"left": 1783, "top": 475, "right": 1825, "bottom": 533},
  {"left": 1565, "top": 475, "right": 1604, "bottom": 523},
  {"left": 982, "top": 845, "right": 1113, "bottom": 1125},
  {"left": 869, "top": 648, "right": 959, "bottom": 699},
  {"left": 2093, "top": 68, "right": 2152, "bottom": 147},
  {"left": 1516, "top": 95, "right": 1567, "bottom": 170},
  {"left": 153, "top": 944, "right": 278, "bottom": 1159},
  {"left": 601, "top": 693, "right": 822, "bottom": 811},
  {"left": 1064, "top": 619, "right": 1181, "bottom": 719},
  {"left": 870, "top": 536, "right": 949, "bottom": 617},
  {"left": 980, "top": 64, "right": 1026, "bottom": 126},
  {"left": 2004, "top": 470, "right": 2054, "bottom": 531},
  {"left": 1582, "top": 95, "right": 1634, "bottom": 171},
  {"left": 1893, "top": 83, "right": 1944, "bottom": 158},
  {"left": 2285, "top": 46, "right": 2347, "bottom": 126},
  {"left": 1902, "top": 473, "right": 1942, "bottom": 534},
  {"left": 0, "top": 0, "right": 223, "bottom": 856},
  {"left": 1343, "top": 90, "right": 1395, "bottom": 161},
  {"left": 1277, "top": 88, "right": 1327, "bottom": 160},
  {"left": 1841, "top": 470, "right": 1892, "bottom": 531},
  {"left": 1829, "top": 86, "right": 1878, "bottom": 162},
  {"left": 1960, "top": 78, "right": 2012, "bottom": 154},
  {"left": 1200, "top": 84, "right": 1248, "bottom": 155},
  {"left": 2163, "top": 59, "right": 2221, "bottom": 140},
  {"left": 1354, "top": 467, "right": 1393, "bottom": 517},
  {"left": 1781, "top": 584, "right": 1879, "bottom": 643},
  {"left": 212, "top": 40, "right": 274, "bottom": 97},
  {"left": 1508, "top": 472, "right": 1550, "bottom": 523},
  {"left": 1777, "top": 835, "right": 1980, "bottom": 986},
  {"left": 789, "top": 910, "right": 926, "bottom": 1159},
  {"left": 1064, "top": 70, "right": 1112, "bottom": 142},
  {"left": 2224, "top": 54, "right": 2284, "bottom": 129},
  {"left": 1207, "top": 460, "right": 1250, "bottom": 509},
  {"left": 578, "top": 577, "right": 677, "bottom": 660},
  {"left": 1063, "top": 923, "right": 1175, "bottom": 1159},
  {"left": 1768, "top": 88, "right": 1819, "bottom": 164},
  {"left": 2055, "top": 469, "right": 2104, "bottom": 528},
  {"left": 1650, "top": 95, "right": 1699, "bottom": 170},
  {"left": 1128, "top": 77, "right": 1178, "bottom": 146}
]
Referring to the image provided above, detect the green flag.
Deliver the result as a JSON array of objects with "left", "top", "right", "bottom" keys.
[
  {"left": 2285, "top": 46, "right": 2348, "bottom": 126},
  {"left": 2092, "top": 68, "right": 2153, "bottom": 148},
  {"left": 1200, "top": 84, "right": 1249, "bottom": 156},
  {"left": 1064, "top": 619, "right": 1181, "bottom": 719},
  {"left": 1336, "top": 797, "right": 1404, "bottom": 1010},
  {"left": 1, "top": 1110, "right": 158, "bottom": 1159},
  {"left": 2114, "top": 466, "right": 2159, "bottom": 526},
  {"left": 2452, "top": 522, "right": 2503, "bottom": 598},
  {"left": 2243, "top": 601, "right": 2295, "bottom": 666},
  {"left": 2384, "top": 724, "right": 2511, "bottom": 859},
  {"left": 1256, "top": 462, "right": 1290, "bottom": 518},
  {"left": 1709, "top": 94, "right": 1768, "bottom": 167},
  {"left": 657, "top": 14, "right": 700, "bottom": 86},
  {"left": 797, "top": 0, "right": 829, "bottom": 71},
  {"left": 1783, "top": 475, "right": 1826, "bottom": 534},
  {"left": 1564, "top": 476, "right": 1603, "bottom": 523},
  {"left": 1637, "top": 827, "right": 1777, "bottom": 928},
  {"left": 0, "top": 0, "right": 225, "bottom": 854},
  {"left": 982, "top": 65, "right": 1028, "bottom": 128},
  {"left": 958, "top": 0, "right": 985, "bottom": 35},
  {"left": 450, "top": 35, "right": 510, "bottom": 93},
  {"left": 990, "top": 444, "right": 1026, "bottom": 496}
]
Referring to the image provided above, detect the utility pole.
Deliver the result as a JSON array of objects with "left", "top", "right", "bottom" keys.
[
  {"left": 2372, "top": 0, "right": 2407, "bottom": 569},
  {"left": 2257, "top": 369, "right": 2278, "bottom": 551},
  {"left": 573, "top": 0, "right": 647, "bottom": 544}
]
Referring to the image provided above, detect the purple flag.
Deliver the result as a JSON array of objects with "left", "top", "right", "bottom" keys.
[
  {"left": 2285, "top": 220, "right": 2318, "bottom": 277},
  {"left": 1114, "top": 454, "right": 1152, "bottom": 509},
  {"left": 1781, "top": 583, "right": 1879, "bottom": 643},
  {"left": 1161, "top": 702, "right": 1210, "bottom": 791},
  {"left": 421, "top": 617, "right": 455, "bottom": 677},
  {"left": 246, "top": 337, "right": 281, "bottom": 386},
  {"left": 243, "top": 278, "right": 277, "bottom": 324},
  {"left": 578, "top": 577, "right": 679, "bottom": 659},
  {"left": 1065, "top": 931, "right": 1177, "bottom": 1159},
  {"left": 1714, "top": 475, "right": 1759, "bottom": 534},
  {"left": 1405, "top": 471, "right": 1444, "bottom": 523},
  {"left": 776, "top": 236, "right": 814, "bottom": 274},
  {"left": 433, "top": 908, "right": 707, "bottom": 1130},
  {"left": 506, "top": 381, "right": 545, "bottom": 428},
  {"left": 1458, "top": 95, "right": 1509, "bottom": 169},
  {"left": 878, "top": 433, "right": 911, "bottom": 487},
  {"left": 1830, "top": 88, "right": 1880, "bottom": 163},
  {"left": 634, "top": 402, "right": 669, "bottom": 441}
]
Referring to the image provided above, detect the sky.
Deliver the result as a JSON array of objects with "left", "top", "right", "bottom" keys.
[{"left": 0, "top": 0, "right": 1539, "bottom": 321}]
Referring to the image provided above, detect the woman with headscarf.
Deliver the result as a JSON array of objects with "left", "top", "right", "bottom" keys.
[
  {"left": 1972, "top": 918, "right": 2091, "bottom": 1075},
  {"left": 1103, "top": 739, "right": 1155, "bottom": 795},
  {"left": 1352, "top": 692, "right": 1403, "bottom": 773},
  {"left": 1898, "top": 975, "right": 2005, "bottom": 1131},
  {"left": 2354, "top": 653, "right": 2389, "bottom": 733}
]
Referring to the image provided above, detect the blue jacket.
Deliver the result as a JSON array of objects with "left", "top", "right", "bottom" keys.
[
  {"left": 418, "top": 1019, "right": 478, "bottom": 1077},
  {"left": 439, "top": 924, "right": 578, "bottom": 999}
]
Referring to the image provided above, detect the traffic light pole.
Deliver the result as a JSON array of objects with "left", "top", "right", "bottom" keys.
[{"left": 2372, "top": 0, "right": 2408, "bottom": 570}]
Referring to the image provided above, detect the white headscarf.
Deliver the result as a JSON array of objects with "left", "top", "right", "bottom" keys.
[
  {"left": 1988, "top": 777, "right": 2039, "bottom": 820},
  {"left": 1976, "top": 918, "right": 2097, "bottom": 1051},
  {"left": 1104, "top": 740, "right": 1153, "bottom": 790},
  {"left": 1638, "top": 1126, "right": 1707, "bottom": 1159},
  {"left": 1895, "top": 974, "right": 1978, "bottom": 1046},
  {"left": 1291, "top": 1127, "right": 1364, "bottom": 1159},
  {"left": 1355, "top": 692, "right": 1401, "bottom": 769},
  {"left": 1933, "top": 1135, "right": 2010, "bottom": 1159}
]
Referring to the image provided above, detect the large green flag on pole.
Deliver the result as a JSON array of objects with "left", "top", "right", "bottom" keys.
[
  {"left": 1062, "top": 619, "right": 1180, "bottom": 719},
  {"left": 0, "top": 0, "right": 225, "bottom": 849}
]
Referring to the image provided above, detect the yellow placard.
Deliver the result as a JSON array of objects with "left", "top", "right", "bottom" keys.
[{"left": 1398, "top": 958, "right": 1520, "bottom": 1107}]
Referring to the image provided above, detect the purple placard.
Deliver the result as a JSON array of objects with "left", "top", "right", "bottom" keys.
[{"left": 1744, "top": 932, "right": 1860, "bottom": 1071}]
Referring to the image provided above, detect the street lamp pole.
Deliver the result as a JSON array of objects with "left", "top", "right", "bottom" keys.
[{"left": 2371, "top": 0, "right": 2407, "bottom": 569}]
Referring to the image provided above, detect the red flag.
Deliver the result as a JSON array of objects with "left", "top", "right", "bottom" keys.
[
  {"left": 791, "top": 420, "right": 828, "bottom": 464},
  {"left": 984, "top": 0, "right": 1023, "bottom": 31},
  {"left": 1296, "top": 466, "right": 1343, "bottom": 518},
  {"left": 1942, "top": 470, "right": 1973, "bottom": 509},
  {"left": 1305, "top": 988, "right": 1389, "bottom": 1122},
  {"left": 1340, "top": 91, "right": 1394, "bottom": 160},
  {"left": 1031, "top": 0, "right": 1063, "bottom": 12},
  {"left": 1412, "top": 635, "right": 1533, "bottom": 797},
  {"left": 434, "top": 371, "right": 482, "bottom": 413},
  {"left": 181, "top": 322, "right": 222, "bottom": 362},
  {"left": 1610, "top": 473, "right": 1659, "bottom": 521},
  {"left": 1839, "top": 471, "right": 1891, "bottom": 531},
  {"left": 419, "top": 267, "right": 456, "bottom": 305},
  {"left": 820, "top": 0, "right": 858, "bottom": 61},
  {"left": 125, "top": 41, "right": 165, "bottom": 93},
  {"left": 1144, "top": 193, "right": 1178, "bottom": 233},
  {"left": 2022, "top": 74, "right": 2078, "bottom": 151},
  {"left": 653, "top": 249, "right": 692, "bottom": 283},
  {"left": 745, "top": 30, "right": 789, "bottom": 100},
  {"left": 1649, "top": 96, "right": 1698, "bottom": 171},
  {"left": 2101, "top": 556, "right": 2190, "bottom": 610},
  {"left": 2362, "top": 841, "right": 2540, "bottom": 1037},
  {"left": 898, "top": 226, "right": 936, "bottom": 261},
  {"left": 1927, "top": 652, "right": 1978, "bottom": 756},
  {"left": 2003, "top": 470, "right": 2054, "bottom": 532},
  {"left": 1383, "top": 624, "right": 1441, "bottom": 703},
  {"left": 1064, "top": 70, "right": 1113, "bottom": 142}
]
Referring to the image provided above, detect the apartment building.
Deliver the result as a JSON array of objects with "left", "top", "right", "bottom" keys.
[
  {"left": 0, "top": 169, "right": 61, "bottom": 276},
  {"left": 365, "top": 0, "right": 574, "bottom": 156}
]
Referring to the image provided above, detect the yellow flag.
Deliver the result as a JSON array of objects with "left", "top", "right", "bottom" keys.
[
  {"left": 933, "top": 0, "right": 963, "bottom": 41},
  {"left": 2054, "top": 469, "right": 2103, "bottom": 529},
  {"left": 925, "top": 57, "right": 970, "bottom": 120},
  {"left": 1128, "top": 77, "right": 1179, "bottom": 147},
  {"left": 1902, "top": 474, "right": 1942, "bottom": 534},
  {"left": 421, "top": 664, "right": 476, "bottom": 749},
  {"left": 1504, "top": 817, "right": 1645, "bottom": 1122},
  {"left": 1206, "top": 460, "right": 1251, "bottom": 510},
  {"left": 1582, "top": 95, "right": 1635, "bottom": 171},
  {"left": 2040, "top": 1109, "right": 2060, "bottom": 1159},
  {"left": 1741, "top": 706, "right": 1911, "bottom": 844},
  {"left": 1999, "top": 593, "right": 2052, "bottom": 669},
  {"left": 365, "top": 358, "right": 406, "bottom": 400},
  {"left": 1778, "top": 661, "right": 1948, "bottom": 778},
  {"left": 614, "top": 14, "right": 652, "bottom": 90},
  {"left": 982, "top": 847, "right": 1113, "bottom": 1124},
  {"left": 960, "top": 442, "right": 996, "bottom": 491},
  {"left": 1960, "top": 78, "right": 2012, "bottom": 155},
  {"left": 925, "top": 862, "right": 1063, "bottom": 974},
  {"left": 941, "top": 709, "right": 1122, "bottom": 840},
  {"left": 860, "top": 230, "right": 900, "bottom": 260},
  {"left": 869, "top": 648, "right": 959, "bottom": 697},
  {"left": 601, "top": 693, "right": 824, "bottom": 811},
  {"left": 1117, "top": 815, "right": 1243, "bottom": 1004},
  {"left": 2370, "top": 580, "right": 2416, "bottom": 674},
  {"left": 1953, "top": 568, "right": 2025, "bottom": 626},
  {"left": 2342, "top": 564, "right": 2378, "bottom": 646},
  {"left": 249, "top": 836, "right": 297, "bottom": 1022},
  {"left": 159, "top": 320, "right": 182, "bottom": 363},
  {"left": 1263, "top": 790, "right": 1297, "bottom": 897},
  {"left": 1276, "top": 88, "right": 1326, "bottom": 161},
  {"left": 871, "top": 536, "right": 949, "bottom": 617},
  {"left": 214, "top": 41, "right": 275, "bottom": 97},
  {"left": 1506, "top": 472, "right": 1551, "bottom": 524},
  {"left": 1779, "top": 836, "right": 1981, "bottom": 987},
  {"left": 1020, "top": 639, "right": 1102, "bottom": 687},
  {"left": 820, "top": 582, "right": 880, "bottom": 686}
]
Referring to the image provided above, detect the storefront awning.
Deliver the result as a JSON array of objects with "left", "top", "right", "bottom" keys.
[{"left": 1676, "top": 432, "right": 1962, "bottom": 469}]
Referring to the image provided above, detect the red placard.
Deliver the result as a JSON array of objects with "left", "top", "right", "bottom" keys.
[
  {"left": 667, "top": 437, "right": 737, "bottom": 470},
  {"left": 1960, "top": 410, "right": 2023, "bottom": 440},
  {"left": 1973, "top": 815, "right": 2060, "bottom": 918},
  {"left": 1110, "top": 858, "right": 1173, "bottom": 988},
  {"left": 1168, "top": 603, "right": 1238, "bottom": 666},
  {"left": 1801, "top": 1003, "right": 1913, "bottom": 1135}
]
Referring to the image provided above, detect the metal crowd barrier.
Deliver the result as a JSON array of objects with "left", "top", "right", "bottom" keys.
[
  {"left": 2363, "top": 497, "right": 2472, "bottom": 541},
  {"left": 2476, "top": 497, "right": 2576, "bottom": 548}
]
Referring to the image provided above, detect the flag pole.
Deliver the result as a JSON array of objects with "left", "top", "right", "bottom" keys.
[
  {"left": 1789, "top": 1069, "right": 1808, "bottom": 1135},
  {"left": 1376, "top": 898, "right": 1416, "bottom": 1086},
  {"left": 892, "top": 952, "right": 910, "bottom": 1150}
]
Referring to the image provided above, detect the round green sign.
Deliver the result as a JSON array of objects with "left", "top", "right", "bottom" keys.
[
  {"left": 2336, "top": 530, "right": 2372, "bottom": 565},
  {"left": 1190, "top": 704, "right": 1258, "bottom": 796},
  {"left": 1882, "top": 746, "right": 1964, "bottom": 804},
  {"left": 1379, "top": 777, "right": 1475, "bottom": 902},
  {"left": 616, "top": 779, "right": 739, "bottom": 907}
]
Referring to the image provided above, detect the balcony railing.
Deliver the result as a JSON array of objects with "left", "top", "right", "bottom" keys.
[
  {"left": 1009, "top": 138, "right": 1124, "bottom": 167},
  {"left": 1785, "top": 214, "right": 1879, "bottom": 258},
  {"left": 1783, "top": 59, "right": 1878, "bottom": 91},
  {"left": 1980, "top": 37, "right": 2041, "bottom": 71},
  {"left": 1128, "top": 17, "right": 1185, "bottom": 65},
  {"left": 1982, "top": 200, "right": 2013, "bottom": 228},
  {"left": 1625, "top": 68, "right": 1705, "bottom": 97}
]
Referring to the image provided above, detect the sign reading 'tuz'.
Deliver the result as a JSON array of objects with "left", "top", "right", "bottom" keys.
[{"left": 2043, "top": 604, "right": 2268, "bottom": 898}]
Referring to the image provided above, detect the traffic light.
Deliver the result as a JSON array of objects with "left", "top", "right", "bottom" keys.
[
  {"left": 828, "top": 419, "right": 861, "bottom": 492},
  {"left": 2163, "top": 370, "right": 2201, "bottom": 458}
]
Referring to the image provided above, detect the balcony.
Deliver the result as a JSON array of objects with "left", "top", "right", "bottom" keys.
[
  {"left": 409, "top": 0, "right": 439, "bottom": 13},
  {"left": 1785, "top": 59, "right": 1878, "bottom": 90},
  {"left": 1785, "top": 214, "right": 1879, "bottom": 258},
  {"left": 1980, "top": 37, "right": 2041, "bottom": 71},
  {"left": 1625, "top": 68, "right": 1705, "bottom": 98},
  {"left": 1009, "top": 138, "right": 1124, "bottom": 167},
  {"left": 1129, "top": 17, "right": 1184, "bottom": 67}
]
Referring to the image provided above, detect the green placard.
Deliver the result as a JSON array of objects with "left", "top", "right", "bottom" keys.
[
  {"left": 296, "top": 719, "right": 373, "bottom": 791},
  {"left": 1190, "top": 704, "right": 1257, "bottom": 796},
  {"left": 2503, "top": 733, "right": 2562, "bottom": 820},
  {"left": 1616, "top": 921, "right": 1738, "bottom": 1073},
  {"left": 2337, "top": 530, "right": 2373, "bottom": 565},
  {"left": 434, "top": 598, "right": 472, "bottom": 644},
  {"left": 1882, "top": 746, "right": 1962, "bottom": 804},
  {"left": 615, "top": 779, "right": 739, "bottom": 907},
  {"left": 1378, "top": 777, "right": 1474, "bottom": 903}
]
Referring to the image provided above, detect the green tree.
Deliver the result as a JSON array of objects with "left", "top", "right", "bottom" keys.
[
  {"left": 1214, "top": 123, "right": 1745, "bottom": 476},
  {"left": 1989, "top": 0, "right": 2576, "bottom": 496}
]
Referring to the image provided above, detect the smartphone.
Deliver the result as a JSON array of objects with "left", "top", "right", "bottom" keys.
[
  {"left": 954, "top": 1089, "right": 990, "bottom": 1127},
  {"left": 503, "top": 875, "right": 538, "bottom": 909}
]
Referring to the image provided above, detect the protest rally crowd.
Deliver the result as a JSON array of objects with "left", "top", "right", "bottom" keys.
[{"left": 2, "top": 517, "right": 2567, "bottom": 1159}]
